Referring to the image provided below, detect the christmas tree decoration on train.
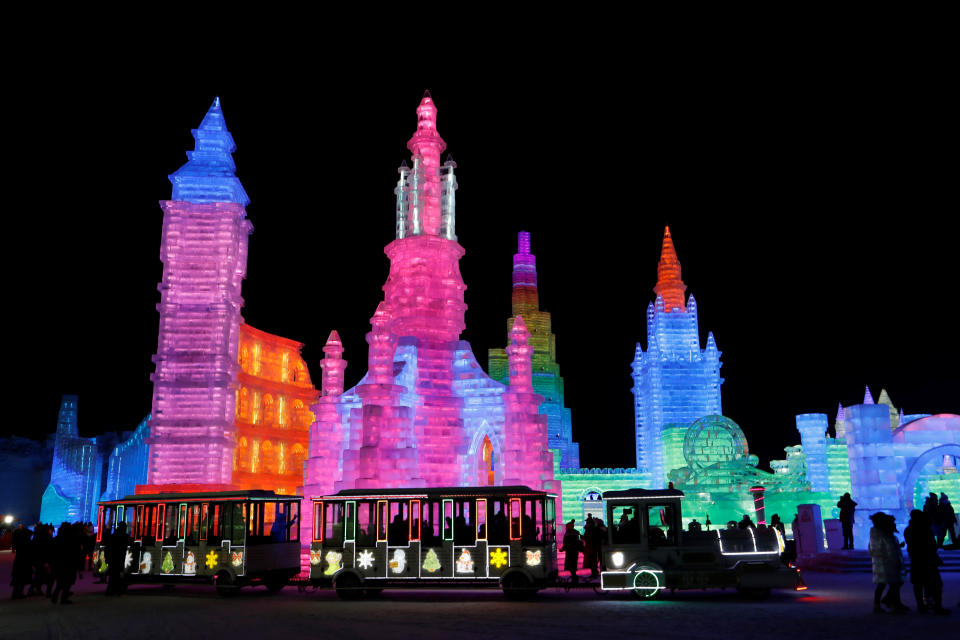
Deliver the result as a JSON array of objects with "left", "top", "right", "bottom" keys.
[
  {"left": 161, "top": 551, "right": 174, "bottom": 574},
  {"left": 422, "top": 549, "right": 440, "bottom": 573}
]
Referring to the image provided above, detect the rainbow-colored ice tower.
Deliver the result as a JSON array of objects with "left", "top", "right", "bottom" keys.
[
  {"left": 489, "top": 232, "right": 579, "bottom": 469},
  {"left": 144, "top": 98, "right": 251, "bottom": 490}
]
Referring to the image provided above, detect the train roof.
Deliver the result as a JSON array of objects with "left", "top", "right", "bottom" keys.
[
  {"left": 602, "top": 488, "right": 685, "bottom": 500},
  {"left": 100, "top": 489, "right": 302, "bottom": 505},
  {"left": 315, "top": 485, "right": 554, "bottom": 500}
]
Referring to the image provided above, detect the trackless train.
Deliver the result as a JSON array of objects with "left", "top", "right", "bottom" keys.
[{"left": 95, "top": 486, "right": 803, "bottom": 599}]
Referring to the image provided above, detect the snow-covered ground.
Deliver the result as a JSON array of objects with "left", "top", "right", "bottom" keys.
[{"left": 2, "top": 551, "right": 956, "bottom": 639}]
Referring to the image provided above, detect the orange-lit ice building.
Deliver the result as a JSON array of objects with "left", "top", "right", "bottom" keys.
[{"left": 233, "top": 324, "right": 319, "bottom": 495}]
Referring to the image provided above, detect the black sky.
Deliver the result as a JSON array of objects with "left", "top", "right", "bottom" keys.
[{"left": 8, "top": 51, "right": 957, "bottom": 471}]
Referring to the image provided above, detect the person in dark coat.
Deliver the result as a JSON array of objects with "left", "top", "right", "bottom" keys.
[
  {"left": 582, "top": 516, "right": 597, "bottom": 579},
  {"left": 937, "top": 494, "right": 956, "bottom": 548},
  {"left": 9, "top": 525, "right": 33, "bottom": 599},
  {"left": 50, "top": 522, "right": 79, "bottom": 604},
  {"left": 105, "top": 521, "right": 131, "bottom": 596},
  {"left": 837, "top": 493, "right": 857, "bottom": 549},
  {"left": 560, "top": 520, "right": 583, "bottom": 585},
  {"left": 868, "top": 513, "right": 907, "bottom": 614},
  {"left": 30, "top": 524, "right": 53, "bottom": 596},
  {"left": 904, "top": 509, "right": 950, "bottom": 614}
]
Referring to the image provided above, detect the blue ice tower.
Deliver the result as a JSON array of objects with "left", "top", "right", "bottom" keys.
[
  {"left": 632, "top": 229, "right": 723, "bottom": 487},
  {"left": 100, "top": 415, "right": 151, "bottom": 502},
  {"left": 39, "top": 396, "right": 102, "bottom": 525},
  {"left": 796, "top": 413, "right": 829, "bottom": 492}
]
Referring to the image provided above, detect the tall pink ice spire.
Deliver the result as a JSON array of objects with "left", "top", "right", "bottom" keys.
[
  {"left": 402, "top": 90, "right": 452, "bottom": 239},
  {"left": 502, "top": 315, "right": 560, "bottom": 516},
  {"left": 300, "top": 329, "right": 348, "bottom": 571}
]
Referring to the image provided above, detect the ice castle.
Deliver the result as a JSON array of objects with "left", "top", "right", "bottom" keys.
[
  {"left": 20, "top": 93, "right": 958, "bottom": 547},
  {"left": 301, "top": 94, "right": 558, "bottom": 542}
]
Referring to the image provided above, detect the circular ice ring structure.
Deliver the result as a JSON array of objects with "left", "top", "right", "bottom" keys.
[
  {"left": 683, "top": 415, "right": 749, "bottom": 471},
  {"left": 902, "top": 444, "right": 960, "bottom": 510}
]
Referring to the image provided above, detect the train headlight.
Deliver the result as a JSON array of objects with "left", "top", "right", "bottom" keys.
[{"left": 611, "top": 551, "right": 624, "bottom": 568}]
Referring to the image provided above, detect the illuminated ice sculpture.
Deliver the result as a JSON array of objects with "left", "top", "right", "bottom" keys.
[
  {"left": 303, "top": 93, "right": 557, "bottom": 507},
  {"left": 632, "top": 228, "right": 723, "bottom": 487},
  {"left": 489, "top": 232, "right": 580, "bottom": 469},
  {"left": 144, "top": 98, "right": 251, "bottom": 490}
]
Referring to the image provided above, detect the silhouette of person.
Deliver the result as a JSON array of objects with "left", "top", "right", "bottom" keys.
[{"left": 837, "top": 493, "right": 857, "bottom": 549}]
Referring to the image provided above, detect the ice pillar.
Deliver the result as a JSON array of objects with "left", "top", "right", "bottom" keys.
[{"left": 796, "top": 413, "right": 829, "bottom": 492}]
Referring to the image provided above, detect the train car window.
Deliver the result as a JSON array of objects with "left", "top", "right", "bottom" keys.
[
  {"left": 545, "top": 499, "right": 556, "bottom": 542},
  {"left": 325, "top": 502, "right": 345, "bottom": 546},
  {"left": 97, "top": 506, "right": 111, "bottom": 541},
  {"left": 162, "top": 504, "right": 179, "bottom": 545},
  {"left": 200, "top": 504, "right": 209, "bottom": 542},
  {"left": 343, "top": 502, "right": 355, "bottom": 542},
  {"left": 208, "top": 504, "right": 223, "bottom": 544},
  {"left": 186, "top": 504, "right": 201, "bottom": 545},
  {"left": 442, "top": 500, "right": 453, "bottom": 541},
  {"left": 476, "top": 499, "right": 487, "bottom": 541},
  {"left": 612, "top": 505, "right": 642, "bottom": 544},
  {"left": 229, "top": 503, "right": 246, "bottom": 546},
  {"left": 155, "top": 504, "right": 166, "bottom": 543},
  {"left": 453, "top": 500, "right": 475, "bottom": 545},
  {"left": 247, "top": 502, "right": 262, "bottom": 542},
  {"left": 646, "top": 504, "right": 678, "bottom": 547},
  {"left": 134, "top": 505, "right": 144, "bottom": 540},
  {"left": 288, "top": 502, "right": 300, "bottom": 542},
  {"left": 520, "top": 499, "right": 541, "bottom": 543},
  {"left": 177, "top": 504, "right": 188, "bottom": 542},
  {"left": 313, "top": 502, "right": 323, "bottom": 542},
  {"left": 509, "top": 499, "right": 521, "bottom": 540},
  {"left": 356, "top": 502, "right": 375, "bottom": 546},
  {"left": 410, "top": 500, "right": 420, "bottom": 541},
  {"left": 422, "top": 501, "right": 441, "bottom": 546},
  {"left": 488, "top": 500, "right": 509, "bottom": 544},
  {"left": 388, "top": 501, "right": 409, "bottom": 546},
  {"left": 141, "top": 506, "right": 157, "bottom": 546},
  {"left": 377, "top": 501, "right": 388, "bottom": 542},
  {"left": 267, "top": 501, "right": 292, "bottom": 542}
]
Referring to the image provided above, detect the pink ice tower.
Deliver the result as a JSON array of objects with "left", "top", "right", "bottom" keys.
[
  {"left": 144, "top": 98, "right": 251, "bottom": 490},
  {"left": 305, "top": 93, "right": 557, "bottom": 502}
]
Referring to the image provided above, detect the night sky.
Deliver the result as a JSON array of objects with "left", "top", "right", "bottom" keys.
[{"left": 8, "top": 60, "right": 957, "bottom": 472}]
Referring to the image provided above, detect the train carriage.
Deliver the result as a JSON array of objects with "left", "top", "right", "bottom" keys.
[
  {"left": 310, "top": 486, "right": 557, "bottom": 599},
  {"left": 95, "top": 490, "right": 301, "bottom": 595},
  {"left": 599, "top": 488, "right": 804, "bottom": 598}
]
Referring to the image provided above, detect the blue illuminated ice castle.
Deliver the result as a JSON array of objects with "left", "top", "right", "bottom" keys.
[{"left": 632, "top": 227, "right": 723, "bottom": 487}]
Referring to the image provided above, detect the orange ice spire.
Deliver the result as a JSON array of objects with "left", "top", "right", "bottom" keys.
[{"left": 654, "top": 226, "right": 687, "bottom": 312}]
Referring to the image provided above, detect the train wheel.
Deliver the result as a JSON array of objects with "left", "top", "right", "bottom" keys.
[
  {"left": 334, "top": 573, "right": 363, "bottom": 600},
  {"left": 502, "top": 573, "right": 535, "bottom": 601},
  {"left": 215, "top": 571, "right": 240, "bottom": 598},
  {"left": 630, "top": 569, "right": 662, "bottom": 600}
]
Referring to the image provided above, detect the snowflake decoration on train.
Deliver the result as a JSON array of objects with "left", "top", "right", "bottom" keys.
[
  {"left": 205, "top": 551, "right": 219, "bottom": 569},
  {"left": 489, "top": 547, "right": 508, "bottom": 569},
  {"left": 357, "top": 550, "right": 375, "bottom": 570}
]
